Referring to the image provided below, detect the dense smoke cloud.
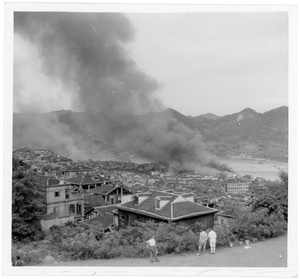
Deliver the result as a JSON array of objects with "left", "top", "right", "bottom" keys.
[
  {"left": 14, "top": 12, "right": 230, "bottom": 172},
  {"left": 14, "top": 12, "right": 160, "bottom": 116}
]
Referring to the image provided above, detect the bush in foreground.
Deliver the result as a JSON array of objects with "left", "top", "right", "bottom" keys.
[{"left": 12, "top": 215, "right": 287, "bottom": 265}]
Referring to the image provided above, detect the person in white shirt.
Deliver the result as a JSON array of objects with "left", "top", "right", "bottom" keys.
[
  {"left": 208, "top": 228, "right": 217, "bottom": 254},
  {"left": 146, "top": 236, "right": 160, "bottom": 263},
  {"left": 197, "top": 228, "right": 208, "bottom": 255}
]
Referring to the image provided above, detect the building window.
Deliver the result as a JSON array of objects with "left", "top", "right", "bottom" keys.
[
  {"left": 53, "top": 207, "right": 60, "bottom": 216},
  {"left": 65, "top": 189, "right": 69, "bottom": 199},
  {"left": 54, "top": 191, "right": 60, "bottom": 198},
  {"left": 69, "top": 204, "right": 75, "bottom": 214},
  {"left": 121, "top": 214, "right": 125, "bottom": 222},
  {"left": 110, "top": 196, "right": 114, "bottom": 205},
  {"left": 76, "top": 203, "right": 82, "bottom": 215}
]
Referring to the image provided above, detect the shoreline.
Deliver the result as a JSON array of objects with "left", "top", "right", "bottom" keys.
[{"left": 221, "top": 158, "right": 288, "bottom": 181}]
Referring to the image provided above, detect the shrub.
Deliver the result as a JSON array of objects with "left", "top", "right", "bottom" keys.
[
  {"left": 12, "top": 242, "right": 51, "bottom": 265},
  {"left": 214, "top": 225, "right": 231, "bottom": 247},
  {"left": 230, "top": 208, "right": 287, "bottom": 240}
]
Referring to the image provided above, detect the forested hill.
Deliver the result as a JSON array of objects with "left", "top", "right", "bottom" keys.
[{"left": 13, "top": 106, "right": 288, "bottom": 162}]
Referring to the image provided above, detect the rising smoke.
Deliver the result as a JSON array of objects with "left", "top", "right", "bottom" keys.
[{"left": 14, "top": 12, "right": 230, "bottom": 172}]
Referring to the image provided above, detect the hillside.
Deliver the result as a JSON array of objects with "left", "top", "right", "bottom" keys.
[
  {"left": 196, "top": 107, "right": 288, "bottom": 161},
  {"left": 41, "top": 234, "right": 287, "bottom": 268},
  {"left": 151, "top": 106, "right": 288, "bottom": 162},
  {"left": 13, "top": 106, "right": 288, "bottom": 163}
]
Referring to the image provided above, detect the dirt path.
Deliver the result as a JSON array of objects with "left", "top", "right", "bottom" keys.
[{"left": 42, "top": 235, "right": 287, "bottom": 267}]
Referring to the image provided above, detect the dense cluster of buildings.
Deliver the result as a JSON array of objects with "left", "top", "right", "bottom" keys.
[{"left": 13, "top": 147, "right": 265, "bottom": 232}]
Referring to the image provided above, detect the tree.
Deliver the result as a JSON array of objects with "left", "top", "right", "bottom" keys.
[
  {"left": 230, "top": 208, "right": 286, "bottom": 239},
  {"left": 231, "top": 171, "right": 288, "bottom": 239},
  {"left": 251, "top": 171, "right": 288, "bottom": 221},
  {"left": 221, "top": 198, "right": 247, "bottom": 217},
  {"left": 278, "top": 170, "right": 288, "bottom": 191},
  {"left": 12, "top": 163, "right": 46, "bottom": 242}
]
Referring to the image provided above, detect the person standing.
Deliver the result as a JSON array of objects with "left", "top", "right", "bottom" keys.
[
  {"left": 146, "top": 236, "right": 160, "bottom": 263},
  {"left": 197, "top": 228, "right": 208, "bottom": 255},
  {"left": 208, "top": 227, "right": 217, "bottom": 254}
]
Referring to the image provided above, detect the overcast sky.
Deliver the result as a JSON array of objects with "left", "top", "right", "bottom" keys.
[
  {"left": 13, "top": 11, "right": 288, "bottom": 117},
  {"left": 126, "top": 12, "right": 288, "bottom": 116}
]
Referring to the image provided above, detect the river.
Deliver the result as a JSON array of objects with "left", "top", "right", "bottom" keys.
[{"left": 221, "top": 158, "right": 288, "bottom": 181}]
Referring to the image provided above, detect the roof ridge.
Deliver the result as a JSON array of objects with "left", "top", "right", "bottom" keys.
[
  {"left": 170, "top": 195, "right": 188, "bottom": 204},
  {"left": 156, "top": 195, "right": 173, "bottom": 200},
  {"left": 182, "top": 192, "right": 196, "bottom": 196},
  {"left": 81, "top": 173, "right": 88, "bottom": 185}
]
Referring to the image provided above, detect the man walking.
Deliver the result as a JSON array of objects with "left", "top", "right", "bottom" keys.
[
  {"left": 146, "top": 236, "right": 160, "bottom": 263},
  {"left": 197, "top": 228, "right": 208, "bottom": 255},
  {"left": 208, "top": 227, "right": 217, "bottom": 254}
]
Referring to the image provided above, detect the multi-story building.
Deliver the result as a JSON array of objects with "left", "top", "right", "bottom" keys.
[
  {"left": 35, "top": 174, "right": 133, "bottom": 231},
  {"left": 35, "top": 175, "right": 85, "bottom": 230},
  {"left": 226, "top": 180, "right": 249, "bottom": 194},
  {"left": 65, "top": 173, "right": 113, "bottom": 191}
]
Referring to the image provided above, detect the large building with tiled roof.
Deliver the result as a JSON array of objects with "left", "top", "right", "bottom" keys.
[
  {"left": 35, "top": 174, "right": 61, "bottom": 187},
  {"left": 114, "top": 190, "right": 218, "bottom": 229},
  {"left": 62, "top": 163, "right": 96, "bottom": 178},
  {"left": 65, "top": 173, "right": 113, "bottom": 191}
]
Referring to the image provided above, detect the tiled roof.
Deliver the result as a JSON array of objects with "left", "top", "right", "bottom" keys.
[
  {"left": 88, "top": 184, "right": 118, "bottom": 195},
  {"left": 84, "top": 194, "right": 106, "bottom": 208},
  {"left": 157, "top": 195, "right": 173, "bottom": 200},
  {"left": 65, "top": 173, "right": 109, "bottom": 185},
  {"left": 63, "top": 164, "right": 95, "bottom": 172},
  {"left": 172, "top": 201, "right": 216, "bottom": 218},
  {"left": 94, "top": 205, "right": 116, "bottom": 216},
  {"left": 80, "top": 212, "right": 114, "bottom": 230},
  {"left": 34, "top": 175, "right": 60, "bottom": 186},
  {"left": 182, "top": 192, "right": 196, "bottom": 198},
  {"left": 164, "top": 189, "right": 180, "bottom": 194},
  {"left": 118, "top": 190, "right": 217, "bottom": 221},
  {"left": 216, "top": 211, "right": 236, "bottom": 218}
]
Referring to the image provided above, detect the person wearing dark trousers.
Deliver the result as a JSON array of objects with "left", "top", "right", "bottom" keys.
[{"left": 146, "top": 236, "right": 160, "bottom": 263}]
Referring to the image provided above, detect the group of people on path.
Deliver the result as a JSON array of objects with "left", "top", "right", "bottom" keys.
[
  {"left": 198, "top": 227, "right": 217, "bottom": 255},
  {"left": 146, "top": 227, "right": 217, "bottom": 263}
]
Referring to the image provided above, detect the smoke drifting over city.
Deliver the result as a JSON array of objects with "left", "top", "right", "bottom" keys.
[{"left": 14, "top": 12, "right": 230, "bottom": 172}]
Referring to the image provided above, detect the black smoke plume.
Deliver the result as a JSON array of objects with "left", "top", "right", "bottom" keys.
[{"left": 14, "top": 12, "right": 230, "bottom": 172}]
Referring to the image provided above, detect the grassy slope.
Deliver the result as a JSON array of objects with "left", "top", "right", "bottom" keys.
[{"left": 41, "top": 234, "right": 287, "bottom": 267}]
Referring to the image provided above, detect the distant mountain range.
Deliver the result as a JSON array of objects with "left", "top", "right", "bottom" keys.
[{"left": 13, "top": 106, "right": 288, "bottom": 163}]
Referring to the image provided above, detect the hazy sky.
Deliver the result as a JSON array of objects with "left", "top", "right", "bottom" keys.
[
  {"left": 14, "top": 11, "right": 288, "bottom": 116},
  {"left": 126, "top": 12, "right": 288, "bottom": 116}
]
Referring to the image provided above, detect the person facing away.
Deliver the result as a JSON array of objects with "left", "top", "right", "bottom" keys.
[
  {"left": 14, "top": 256, "right": 24, "bottom": 266},
  {"left": 146, "top": 236, "right": 160, "bottom": 263},
  {"left": 197, "top": 228, "right": 208, "bottom": 256},
  {"left": 208, "top": 227, "right": 217, "bottom": 254}
]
